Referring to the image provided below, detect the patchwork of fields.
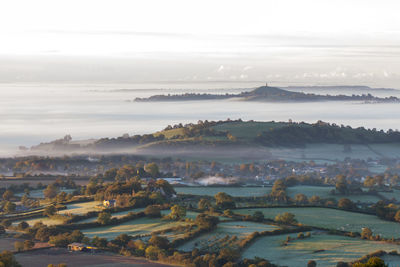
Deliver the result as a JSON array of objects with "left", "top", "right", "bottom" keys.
[
  {"left": 242, "top": 232, "right": 400, "bottom": 267},
  {"left": 235, "top": 207, "right": 400, "bottom": 238}
]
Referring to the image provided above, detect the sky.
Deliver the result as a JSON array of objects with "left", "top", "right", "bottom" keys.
[{"left": 1, "top": 0, "right": 400, "bottom": 87}]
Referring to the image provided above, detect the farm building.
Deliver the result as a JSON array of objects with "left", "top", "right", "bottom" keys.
[{"left": 67, "top": 243, "right": 98, "bottom": 252}]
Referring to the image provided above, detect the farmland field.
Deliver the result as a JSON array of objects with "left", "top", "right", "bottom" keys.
[
  {"left": 242, "top": 232, "right": 400, "bottom": 267},
  {"left": 82, "top": 217, "right": 188, "bottom": 239},
  {"left": 58, "top": 201, "right": 102, "bottom": 215},
  {"left": 79, "top": 207, "right": 147, "bottom": 223},
  {"left": 178, "top": 221, "right": 279, "bottom": 252},
  {"left": 286, "top": 186, "right": 381, "bottom": 203},
  {"left": 174, "top": 186, "right": 271, "bottom": 197},
  {"left": 235, "top": 207, "right": 400, "bottom": 238}
]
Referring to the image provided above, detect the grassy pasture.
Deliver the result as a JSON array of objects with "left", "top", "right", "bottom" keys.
[
  {"left": 286, "top": 186, "right": 381, "bottom": 203},
  {"left": 174, "top": 186, "right": 271, "bottom": 197},
  {"left": 78, "top": 207, "right": 147, "bottom": 223},
  {"left": 235, "top": 207, "right": 400, "bottom": 238},
  {"left": 242, "top": 232, "right": 400, "bottom": 267},
  {"left": 58, "top": 201, "right": 102, "bottom": 216},
  {"left": 82, "top": 217, "right": 188, "bottom": 240},
  {"left": 178, "top": 221, "right": 279, "bottom": 252}
]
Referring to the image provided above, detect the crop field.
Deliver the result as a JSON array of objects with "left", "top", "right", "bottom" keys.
[
  {"left": 242, "top": 232, "right": 400, "bottom": 267},
  {"left": 235, "top": 207, "right": 400, "bottom": 238},
  {"left": 286, "top": 186, "right": 381, "bottom": 203},
  {"left": 58, "top": 201, "right": 102, "bottom": 215},
  {"left": 178, "top": 221, "right": 279, "bottom": 252},
  {"left": 82, "top": 217, "right": 188, "bottom": 240},
  {"left": 174, "top": 186, "right": 271, "bottom": 197}
]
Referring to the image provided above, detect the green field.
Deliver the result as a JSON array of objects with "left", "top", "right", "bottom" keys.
[
  {"left": 242, "top": 232, "right": 400, "bottom": 267},
  {"left": 82, "top": 217, "right": 188, "bottom": 240},
  {"left": 286, "top": 186, "right": 381, "bottom": 203},
  {"left": 58, "top": 201, "right": 102, "bottom": 215},
  {"left": 174, "top": 186, "right": 271, "bottom": 197},
  {"left": 78, "top": 207, "right": 147, "bottom": 223},
  {"left": 178, "top": 221, "right": 279, "bottom": 252},
  {"left": 379, "top": 190, "right": 400, "bottom": 202},
  {"left": 235, "top": 207, "right": 400, "bottom": 238}
]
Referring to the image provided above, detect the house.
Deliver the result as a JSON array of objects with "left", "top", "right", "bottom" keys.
[
  {"left": 68, "top": 243, "right": 98, "bottom": 252},
  {"left": 103, "top": 199, "right": 116, "bottom": 208}
]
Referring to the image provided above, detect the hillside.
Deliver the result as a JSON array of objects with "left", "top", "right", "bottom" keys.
[
  {"left": 30, "top": 120, "right": 400, "bottom": 154},
  {"left": 134, "top": 86, "right": 400, "bottom": 103}
]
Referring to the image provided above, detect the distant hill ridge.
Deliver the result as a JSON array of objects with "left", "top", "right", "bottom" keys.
[
  {"left": 29, "top": 119, "right": 400, "bottom": 154},
  {"left": 134, "top": 85, "right": 400, "bottom": 102}
]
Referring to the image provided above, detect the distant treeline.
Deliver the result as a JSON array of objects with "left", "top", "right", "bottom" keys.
[{"left": 255, "top": 121, "right": 400, "bottom": 146}]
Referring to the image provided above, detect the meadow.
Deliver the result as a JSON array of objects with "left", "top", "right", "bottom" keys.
[
  {"left": 58, "top": 201, "right": 102, "bottom": 216},
  {"left": 235, "top": 207, "right": 400, "bottom": 238},
  {"left": 82, "top": 217, "right": 189, "bottom": 240},
  {"left": 242, "top": 232, "right": 400, "bottom": 267},
  {"left": 178, "top": 221, "right": 279, "bottom": 252}
]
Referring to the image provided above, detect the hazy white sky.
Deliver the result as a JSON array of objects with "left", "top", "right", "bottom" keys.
[{"left": 1, "top": 0, "right": 400, "bottom": 86}]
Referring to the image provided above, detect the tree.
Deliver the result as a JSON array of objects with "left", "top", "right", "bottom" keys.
[
  {"left": 3, "top": 202, "right": 16, "bottom": 213},
  {"left": 252, "top": 211, "right": 264, "bottom": 222},
  {"left": 43, "top": 205, "right": 57, "bottom": 217},
  {"left": 307, "top": 260, "right": 317, "bottom": 267},
  {"left": 361, "top": 227, "right": 373, "bottom": 240},
  {"left": 144, "top": 205, "right": 161, "bottom": 218},
  {"left": 0, "top": 226, "right": 5, "bottom": 234},
  {"left": 353, "top": 257, "right": 387, "bottom": 267},
  {"left": 23, "top": 240, "right": 34, "bottom": 250},
  {"left": 309, "top": 195, "right": 321, "bottom": 204},
  {"left": 43, "top": 184, "right": 58, "bottom": 199},
  {"left": 145, "top": 245, "right": 161, "bottom": 260},
  {"left": 115, "top": 165, "right": 136, "bottom": 181},
  {"left": 167, "top": 205, "right": 186, "bottom": 220},
  {"left": 17, "top": 221, "right": 29, "bottom": 231},
  {"left": 148, "top": 235, "right": 169, "bottom": 249},
  {"left": 195, "top": 214, "right": 219, "bottom": 229},
  {"left": 214, "top": 192, "right": 235, "bottom": 209},
  {"left": 0, "top": 250, "right": 20, "bottom": 267},
  {"left": 338, "top": 198, "right": 355, "bottom": 210},
  {"left": 294, "top": 193, "right": 308, "bottom": 204},
  {"left": 335, "top": 175, "right": 348, "bottom": 194},
  {"left": 2, "top": 190, "right": 13, "bottom": 201},
  {"left": 97, "top": 212, "right": 111, "bottom": 225},
  {"left": 14, "top": 241, "right": 24, "bottom": 252},
  {"left": 198, "top": 198, "right": 212, "bottom": 211},
  {"left": 144, "top": 163, "right": 160, "bottom": 178},
  {"left": 275, "top": 212, "right": 297, "bottom": 224},
  {"left": 394, "top": 210, "right": 400, "bottom": 222}
]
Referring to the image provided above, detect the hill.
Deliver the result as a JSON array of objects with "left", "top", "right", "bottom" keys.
[
  {"left": 134, "top": 86, "right": 400, "bottom": 103},
  {"left": 29, "top": 120, "right": 400, "bottom": 155}
]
